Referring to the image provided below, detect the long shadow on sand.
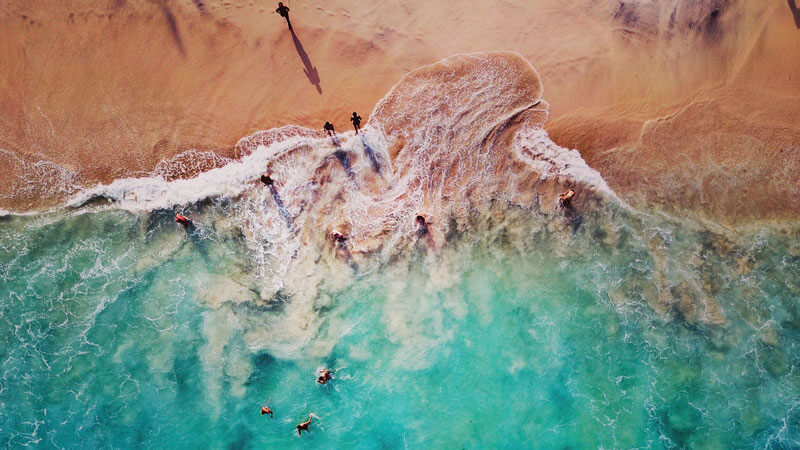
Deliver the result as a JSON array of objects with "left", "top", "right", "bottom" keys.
[
  {"left": 790, "top": 0, "right": 800, "bottom": 29},
  {"left": 290, "top": 29, "right": 322, "bottom": 94},
  {"left": 156, "top": 0, "right": 186, "bottom": 56}
]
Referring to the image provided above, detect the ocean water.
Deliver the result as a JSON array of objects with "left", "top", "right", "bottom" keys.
[
  {"left": 2, "top": 53, "right": 800, "bottom": 448},
  {"left": 2, "top": 191, "right": 800, "bottom": 448}
]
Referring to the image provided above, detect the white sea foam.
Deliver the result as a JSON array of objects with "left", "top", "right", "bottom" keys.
[
  {"left": 65, "top": 127, "right": 325, "bottom": 212},
  {"left": 514, "top": 127, "right": 618, "bottom": 200}
]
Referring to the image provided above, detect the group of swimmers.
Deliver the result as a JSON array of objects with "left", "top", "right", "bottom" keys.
[{"left": 257, "top": 369, "right": 331, "bottom": 437}]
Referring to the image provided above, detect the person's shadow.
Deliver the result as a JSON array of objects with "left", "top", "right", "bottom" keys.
[
  {"left": 290, "top": 29, "right": 322, "bottom": 94},
  {"left": 790, "top": 0, "right": 800, "bottom": 29},
  {"left": 359, "top": 134, "right": 381, "bottom": 173}
]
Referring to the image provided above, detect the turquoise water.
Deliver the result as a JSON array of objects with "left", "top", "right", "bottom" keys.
[{"left": 2, "top": 202, "right": 800, "bottom": 448}]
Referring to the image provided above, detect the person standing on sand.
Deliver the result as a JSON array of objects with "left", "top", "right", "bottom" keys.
[
  {"left": 276, "top": 2, "right": 292, "bottom": 30},
  {"left": 296, "top": 414, "right": 313, "bottom": 436},
  {"left": 350, "top": 112, "right": 362, "bottom": 134}
]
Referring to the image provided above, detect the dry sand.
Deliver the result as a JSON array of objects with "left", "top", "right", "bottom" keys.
[{"left": 1, "top": 0, "right": 798, "bottom": 223}]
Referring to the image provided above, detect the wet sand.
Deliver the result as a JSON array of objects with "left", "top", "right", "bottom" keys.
[{"left": 1, "top": 0, "right": 798, "bottom": 223}]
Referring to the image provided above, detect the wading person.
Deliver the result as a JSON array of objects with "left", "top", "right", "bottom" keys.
[
  {"left": 324, "top": 121, "right": 335, "bottom": 137},
  {"left": 559, "top": 189, "right": 576, "bottom": 208},
  {"left": 415, "top": 214, "right": 435, "bottom": 247}
]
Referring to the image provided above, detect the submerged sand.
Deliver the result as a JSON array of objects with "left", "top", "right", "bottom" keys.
[{"left": 1, "top": 0, "right": 799, "bottom": 223}]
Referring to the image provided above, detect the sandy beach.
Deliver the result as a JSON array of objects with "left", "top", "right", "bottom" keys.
[
  {"left": 1, "top": 0, "right": 799, "bottom": 223},
  {"left": 5, "top": 3, "right": 800, "bottom": 446}
]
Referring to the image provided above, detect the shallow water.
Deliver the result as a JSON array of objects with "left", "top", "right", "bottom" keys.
[{"left": 2, "top": 201, "right": 799, "bottom": 448}]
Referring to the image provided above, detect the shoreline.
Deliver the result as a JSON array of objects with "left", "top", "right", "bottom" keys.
[{"left": 2, "top": 0, "right": 799, "bottom": 224}]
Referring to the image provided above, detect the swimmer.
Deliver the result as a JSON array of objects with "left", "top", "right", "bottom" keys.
[
  {"left": 260, "top": 173, "right": 274, "bottom": 186},
  {"left": 260, "top": 405, "right": 273, "bottom": 418},
  {"left": 559, "top": 189, "right": 576, "bottom": 208},
  {"left": 296, "top": 414, "right": 313, "bottom": 436},
  {"left": 175, "top": 213, "right": 192, "bottom": 227},
  {"left": 317, "top": 369, "right": 332, "bottom": 385}
]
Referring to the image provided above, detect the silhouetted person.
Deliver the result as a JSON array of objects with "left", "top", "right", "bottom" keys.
[
  {"left": 297, "top": 414, "right": 313, "bottom": 436},
  {"left": 350, "top": 112, "right": 362, "bottom": 134},
  {"left": 261, "top": 405, "right": 273, "bottom": 418},
  {"left": 789, "top": 0, "right": 800, "bottom": 29},
  {"left": 276, "top": 2, "right": 292, "bottom": 30},
  {"left": 324, "top": 121, "right": 335, "bottom": 137},
  {"left": 260, "top": 174, "right": 274, "bottom": 186}
]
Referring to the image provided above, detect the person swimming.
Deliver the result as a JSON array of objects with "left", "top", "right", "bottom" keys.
[
  {"left": 317, "top": 369, "right": 332, "bottom": 385},
  {"left": 559, "top": 189, "right": 576, "bottom": 208},
  {"left": 350, "top": 112, "right": 362, "bottom": 134},
  {"left": 175, "top": 213, "right": 192, "bottom": 227},
  {"left": 296, "top": 414, "right": 313, "bottom": 436},
  {"left": 260, "top": 405, "right": 273, "bottom": 418}
]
